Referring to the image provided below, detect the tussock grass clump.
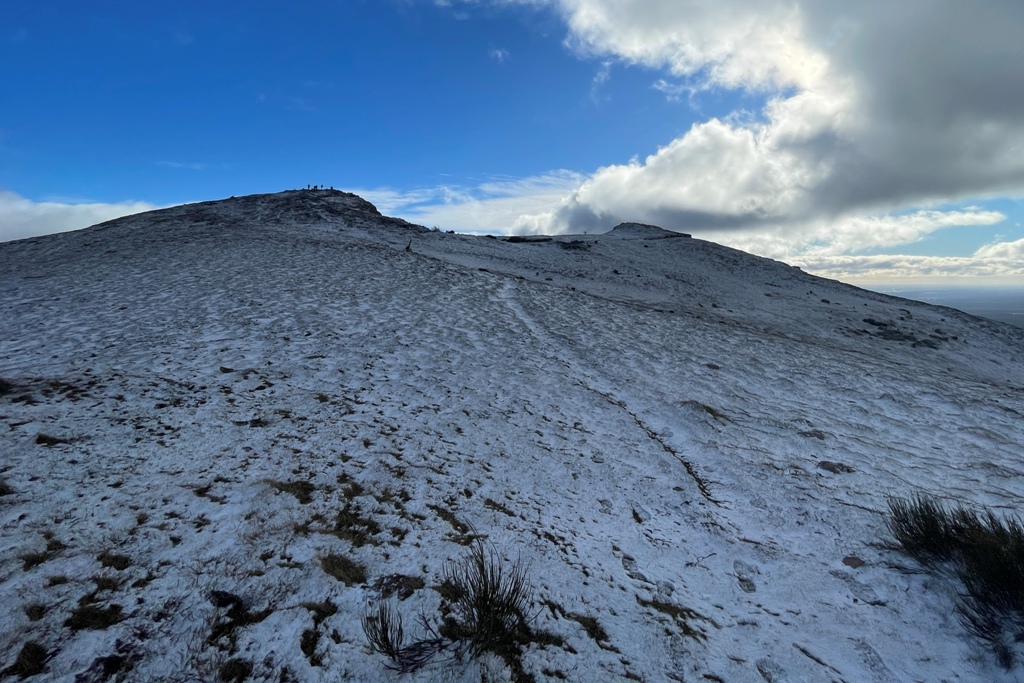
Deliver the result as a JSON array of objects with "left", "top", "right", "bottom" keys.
[
  {"left": 441, "top": 540, "right": 533, "bottom": 660},
  {"left": 363, "top": 540, "right": 539, "bottom": 679},
  {"left": 888, "top": 494, "right": 1024, "bottom": 668},
  {"left": 888, "top": 494, "right": 964, "bottom": 564}
]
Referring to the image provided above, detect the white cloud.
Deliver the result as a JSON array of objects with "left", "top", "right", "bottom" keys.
[
  {"left": 490, "top": 47, "right": 510, "bottom": 63},
  {"left": 0, "top": 191, "right": 158, "bottom": 243},
  {"left": 707, "top": 209, "right": 1008, "bottom": 262},
  {"left": 974, "top": 237, "right": 1024, "bottom": 260},
  {"left": 651, "top": 79, "right": 694, "bottom": 104},
  {"left": 554, "top": 0, "right": 828, "bottom": 92},
  {"left": 795, "top": 245, "right": 1024, "bottom": 284}
]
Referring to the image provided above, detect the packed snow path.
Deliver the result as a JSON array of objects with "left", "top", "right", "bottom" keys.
[{"left": 2, "top": 191, "right": 1023, "bottom": 681}]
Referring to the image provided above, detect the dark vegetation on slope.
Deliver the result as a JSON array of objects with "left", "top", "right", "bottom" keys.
[
  {"left": 889, "top": 494, "right": 1024, "bottom": 668},
  {"left": 363, "top": 540, "right": 555, "bottom": 681}
]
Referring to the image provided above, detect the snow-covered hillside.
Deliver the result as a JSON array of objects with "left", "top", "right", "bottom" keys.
[{"left": 2, "top": 190, "right": 1023, "bottom": 682}]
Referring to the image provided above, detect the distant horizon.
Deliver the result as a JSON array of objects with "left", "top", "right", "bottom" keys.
[{"left": 862, "top": 283, "right": 1024, "bottom": 329}]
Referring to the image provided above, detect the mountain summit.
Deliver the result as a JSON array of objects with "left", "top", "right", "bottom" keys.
[{"left": 2, "top": 191, "right": 1023, "bottom": 681}]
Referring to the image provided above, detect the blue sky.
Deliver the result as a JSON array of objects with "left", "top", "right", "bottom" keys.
[{"left": 3, "top": 1, "right": 1024, "bottom": 284}]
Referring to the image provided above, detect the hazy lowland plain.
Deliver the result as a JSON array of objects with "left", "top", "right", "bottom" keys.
[
  {"left": 2, "top": 190, "right": 1023, "bottom": 681},
  {"left": 867, "top": 285, "right": 1024, "bottom": 330}
]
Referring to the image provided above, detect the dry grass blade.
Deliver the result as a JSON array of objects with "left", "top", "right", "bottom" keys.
[{"left": 362, "top": 603, "right": 448, "bottom": 673}]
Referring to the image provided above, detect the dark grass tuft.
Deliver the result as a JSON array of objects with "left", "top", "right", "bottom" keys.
[
  {"left": 97, "top": 550, "right": 132, "bottom": 571},
  {"left": 24, "top": 603, "right": 47, "bottom": 621},
  {"left": 321, "top": 553, "right": 367, "bottom": 586},
  {"left": 206, "top": 591, "right": 272, "bottom": 647},
  {"left": 267, "top": 479, "right": 316, "bottom": 504},
  {"left": 65, "top": 604, "right": 124, "bottom": 631},
  {"left": 1, "top": 641, "right": 48, "bottom": 678},
  {"left": 441, "top": 539, "right": 533, "bottom": 662},
  {"left": 889, "top": 495, "right": 1024, "bottom": 668},
  {"left": 887, "top": 494, "right": 962, "bottom": 565},
  {"left": 218, "top": 657, "right": 253, "bottom": 683},
  {"left": 301, "top": 600, "right": 337, "bottom": 625},
  {"left": 363, "top": 540, "right": 542, "bottom": 680}
]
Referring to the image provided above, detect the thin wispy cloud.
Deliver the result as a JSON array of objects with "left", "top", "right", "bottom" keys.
[
  {"left": 157, "top": 161, "right": 208, "bottom": 171},
  {"left": 171, "top": 30, "right": 194, "bottom": 46},
  {"left": 651, "top": 79, "right": 693, "bottom": 104},
  {"left": 288, "top": 97, "right": 317, "bottom": 112},
  {"left": 489, "top": 47, "right": 509, "bottom": 63},
  {"left": 589, "top": 60, "right": 612, "bottom": 104},
  {"left": 349, "top": 170, "right": 585, "bottom": 232}
]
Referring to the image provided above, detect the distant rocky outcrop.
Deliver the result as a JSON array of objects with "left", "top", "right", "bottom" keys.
[{"left": 606, "top": 222, "right": 691, "bottom": 239}]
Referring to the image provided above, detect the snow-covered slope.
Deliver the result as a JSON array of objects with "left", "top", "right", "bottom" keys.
[{"left": 1, "top": 190, "right": 1022, "bottom": 682}]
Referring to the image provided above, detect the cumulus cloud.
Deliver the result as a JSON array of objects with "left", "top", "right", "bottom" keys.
[
  {"left": 0, "top": 191, "right": 158, "bottom": 243},
  {"left": 975, "top": 237, "right": 1024, "bottom": 261},
  {"left": 489, "top": 47, "right": 510, "bottom": 63},
  {"left": 444, "top": 0, "right": 1024, "bottom": 270},
  {"left": 795, "top": 239, "right": 1024, "bottom": 283}
]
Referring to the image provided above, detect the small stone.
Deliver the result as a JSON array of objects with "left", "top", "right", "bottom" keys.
[
  {"left": 817, "top": 461, "right": 854, "bottom": 474},
  {"left": 842, "top": 556, "right": 865, "bottom": 569},
  {"left": 734, "top": 560, "right": 758, "bottom": 593}
]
